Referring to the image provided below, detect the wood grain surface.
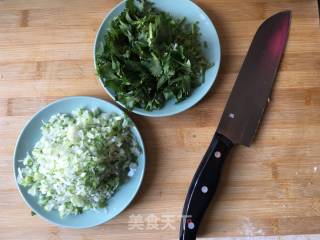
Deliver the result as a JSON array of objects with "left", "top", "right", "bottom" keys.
[{"left": 0, "top": 0, "right": 320, "bottom": 239}]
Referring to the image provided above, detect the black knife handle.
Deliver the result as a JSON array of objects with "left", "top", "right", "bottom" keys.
[{"left": 179, "top": 132, "right": 234, "bottom": 240}]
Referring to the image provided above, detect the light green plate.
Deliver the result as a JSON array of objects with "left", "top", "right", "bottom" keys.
[
  {"left": 94, "top": 0, "right": 221, "bottom": 117},
  {"left": 13, "top": 96, "right": 146, "bottom": 228}
]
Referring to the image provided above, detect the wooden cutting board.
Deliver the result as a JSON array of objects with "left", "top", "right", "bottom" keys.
[{"left": 0, "top": 0, "right": 319, "bottom": 239}]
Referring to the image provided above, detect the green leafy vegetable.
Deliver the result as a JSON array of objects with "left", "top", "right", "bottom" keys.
[
  {"left": 18, "top": 108, "right": 140, "bottom": 217},
  {"left": 96, "top": 0, "right": 211, "bottom": 111}
]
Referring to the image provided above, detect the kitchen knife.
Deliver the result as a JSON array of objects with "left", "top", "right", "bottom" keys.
[{"left": 179, "top": 11, "right": 291, "bottom": 240}]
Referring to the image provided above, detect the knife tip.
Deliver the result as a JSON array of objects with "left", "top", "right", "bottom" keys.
[
  {"left": 261, "top": 10, "right": 291, "bottom": 31},
  {"left": 281, "top": 10, "right": 292, "bottom": 14},
  {"left": 273, "top": 10, "right": 292, "bottom": 19},
  {"left": 277, "top": 10, "right": 292, "bottom": 22}
]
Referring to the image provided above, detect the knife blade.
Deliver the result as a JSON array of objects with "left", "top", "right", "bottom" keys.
[{"left": 179, "top": 11, "right": 291, "bottom": 240}]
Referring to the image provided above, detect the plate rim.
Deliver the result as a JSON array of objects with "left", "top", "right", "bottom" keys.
[
  {"left": 93, "top": 0, "right": 221, "bottom": 117},
  {"left": 13, "top": 96, "right": 146, "bottom": 228}
]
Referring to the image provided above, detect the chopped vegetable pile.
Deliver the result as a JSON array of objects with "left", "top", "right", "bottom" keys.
[
  {"left": 96, "top": 0, "right": 211, "bottom": 111},
  {"left": 18, "top": 108, "right": 140, "bottom": 217}
]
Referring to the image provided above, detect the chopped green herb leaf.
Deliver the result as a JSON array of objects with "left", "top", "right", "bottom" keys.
[{"left": 96, "top": 0, "right": 211, "bottom": 111}]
